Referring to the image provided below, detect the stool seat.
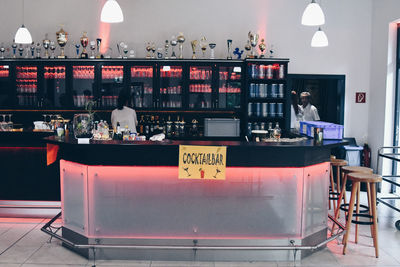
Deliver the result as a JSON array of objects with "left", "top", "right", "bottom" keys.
[
  {"left": 348, "top": 173, "right": 382, "bottom": 183},
  {"left": 342, "top": 166, "right": 373, "bottom": 174},
  {"left": 331, "top": 159, "right": 348, "bottom": 166}
]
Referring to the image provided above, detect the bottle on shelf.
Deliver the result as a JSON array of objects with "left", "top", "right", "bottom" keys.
[
  {"left": 138, "top": 115, "right": 145, "bottom": 135},
  {"left": 268, "top": 122, "right": 273, "bottom": 139},
  {"left": 273, "top": 122, "right": 281, "bottom": 140}
]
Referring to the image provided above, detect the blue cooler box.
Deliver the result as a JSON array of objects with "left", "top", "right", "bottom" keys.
[{"left": 300, "top": 121, "right": 344, "bottom": 140}]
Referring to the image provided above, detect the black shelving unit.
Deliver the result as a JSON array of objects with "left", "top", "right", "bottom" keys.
[
  {"left": 243, "top": 58, "right": 290, "bottom": 138},
  {"left": 0, "top": 58, "right": 290, "bottom": 138}
]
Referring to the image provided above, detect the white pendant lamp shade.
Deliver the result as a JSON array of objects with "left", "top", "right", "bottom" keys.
[
  {"left": 301, "top": 0, "right": 325, "bottom": 26},
  {"left": 15, "top": 25, "right": 32, "bottom": 44},
  {"left": 311, "top": 28, "right": 328, "bottom": 47},
  {"left": 101, "top": 0, "right": 124, "bottom": 23}
]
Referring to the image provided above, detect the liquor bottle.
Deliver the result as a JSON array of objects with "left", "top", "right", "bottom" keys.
[
  {"left": 174, "top": 116, "right": 180, "bottom": 137},
  {"left": 273, "top": 122, "right": 281, "bottom": 140},
  {"left": 144, "top": 115, "right": 150, "bottom": 138},
  {"left": 166, "top": 116, "right": 172, "bottom": 138},
  {"left": 180, "top": 117, "right": 185, "bottom": 137},
  {"left": 150, "top": 116, "right": 155, "bottom": 135},
  {"left": 268, "top": 122, "right": 273, "bottom": 139},
  {"left": 114, "top": 122, "right": 122, "bottom": 140},
  {"left": 139, "top": 115, "right": 144, "bottom": 135}
]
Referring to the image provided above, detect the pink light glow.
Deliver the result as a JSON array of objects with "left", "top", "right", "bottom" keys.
[{"left": 98, "top": 0, "right": 111, "bottom": 54}]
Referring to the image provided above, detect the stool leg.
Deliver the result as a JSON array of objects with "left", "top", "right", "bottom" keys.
[
  {"left": 336, "top": 166, "right": 341, "bottom": 202},
  {"left": 330, "top": 165, "right": 336, "bottom": 211},
  {"left": 334, "top": 173, "right": 348, "bottom": 218},
  {"left": 366, "top": 183, "right": 373, "bottom": 238},
  {"left": 355, "top": 184, "right": 361, "bottom": 244},
  {"left": 332, "top": 173, "right": 348, "bottom": 234},
  {"left": 342, "top": 169, "right": 347, "bottom": 206},
  {"left": 370, "top": 182, "right": 379, "bottom": 258},
  {"left": 342, "top": 181, "right": 359, "bottom": 255}
]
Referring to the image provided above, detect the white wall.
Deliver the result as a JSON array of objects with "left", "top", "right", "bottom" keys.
[
  {"left": 0, "top": 0, "right": 373, "bottom": 142},
  {"left": 368, "top": 0, "right": 400, "bottom": 171}
]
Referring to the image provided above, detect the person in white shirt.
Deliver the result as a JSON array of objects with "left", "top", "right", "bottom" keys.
[
  {"left": 300, "top": 92, "right": 320, "bottom": 121},
  {"left": 290, "top": 91, "right": 303, "bottom": 130},
  {"left": 111, "top": 90, "right": 138, "bottom": 133}
]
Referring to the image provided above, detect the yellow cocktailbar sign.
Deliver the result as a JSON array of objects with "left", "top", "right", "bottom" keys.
[{"left": 178, "top": 145, "right": 227, "bottom": 180}]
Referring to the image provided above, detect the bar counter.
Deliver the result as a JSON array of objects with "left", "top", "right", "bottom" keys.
[{"left": 44, "top": 136, "right": 346, "bottom": 261}]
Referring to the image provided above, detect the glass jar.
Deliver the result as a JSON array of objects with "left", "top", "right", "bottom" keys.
[{"left": 73, "top": 114, "right": 93, "bottom": 139}]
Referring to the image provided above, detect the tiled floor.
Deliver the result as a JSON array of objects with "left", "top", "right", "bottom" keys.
[{"left": 0, "top": 194, "right": 399, "bottom": 267}]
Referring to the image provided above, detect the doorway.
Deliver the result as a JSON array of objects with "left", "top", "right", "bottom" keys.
[{"left": 288, "top": 74, "right": 345, "bottom": 125}]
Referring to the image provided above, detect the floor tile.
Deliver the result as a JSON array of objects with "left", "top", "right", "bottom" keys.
[
  {"left": 215, "top": 262, "right": 277, "bottom": 267},
  {"left": 94, "top": 260, "right": 151, "bottom": 266},
  {"left": 25, "top": 245, "right": 88, "bottom": 265},
  {"left": 0, "top": 245, "right": 40, "bottom": 264},
  {"left": 151, "top": 261, "right": 214, "bottom": 267}
]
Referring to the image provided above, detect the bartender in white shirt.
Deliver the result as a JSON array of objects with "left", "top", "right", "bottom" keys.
[
  {"left": 300, "top": 92, "right": 320, "bottom": 121},
  {"left": 111, "top": 90, "right": 138, "bottom": 133}
]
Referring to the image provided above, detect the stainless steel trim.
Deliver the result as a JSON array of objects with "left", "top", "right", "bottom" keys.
[{"left": 41, "top": 212, "right": 345, "bottom": 252}]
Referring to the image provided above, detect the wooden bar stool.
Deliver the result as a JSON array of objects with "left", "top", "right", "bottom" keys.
[
  {"left": 333, "top": 166, "right": 373, "bottom": 237},
  {"left": 329, "top": 159, "right": 348, "bottom": 212},
  {"left": 342, "top": 172, "right": 382, "bottom": 258}
]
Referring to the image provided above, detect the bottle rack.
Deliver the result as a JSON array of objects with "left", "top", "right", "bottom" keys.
[
  {"left": 44, "top": 66, "right": 66, "bottom": 79},
  {"left": 73, "top": 66, "right": 95, "bottom": 79},
  {"left": 16, "top": 66, "right": 38, "bottom": 107},
  {"left": 102, "top": 66, "right": 123, "bottom": 80},
  {"left": 244, "top": 59, "right": 290, "bottom": 138}
]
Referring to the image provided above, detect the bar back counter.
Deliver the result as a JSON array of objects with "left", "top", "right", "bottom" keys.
[{"left": 44, "top": 136, "right": 346, "bottom": 261}]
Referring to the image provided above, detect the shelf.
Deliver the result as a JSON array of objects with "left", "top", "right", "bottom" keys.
[
  {"left": 248, "top": 98, "right": 285, "bottom": 102},
  {"left": 248, "top": 79, "right": 286, "bottom": 83},
  {"left": 189, "top": 80, "right": 212, "bottom": 83},
  {"left": 247, "top": 116, "right": 285, "bottom": 121}
]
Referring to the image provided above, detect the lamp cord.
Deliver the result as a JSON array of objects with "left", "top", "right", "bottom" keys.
[{"left": 22, "top": 0, "right": 25, "bottom": 25}]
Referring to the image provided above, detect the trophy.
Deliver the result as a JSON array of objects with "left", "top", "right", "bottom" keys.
[
  {"left": 248, "top": 31, "right": 259, "bottom": 58},
  {"left": 80, "top": 32, "right": 89, "bottom": 59},
  {"left": 74, "top": 43, "right": 80, "bottom": 58},
  {"left": 150, "top": 42, "right": 155, "bottom": 59},
  {"left": 177, "top": 32, "right": 185, "bottom": 59},
  {"left": 96, "top": 38, "right": 102, "bottom": 58},
  {"left": 244, "top": 40, "right": 251, "bottom": 58},
  {"left": 268, "top": 44, "right": 275, "bottom": 58},
  {"left": 35, "top": 43, "right": 41, "bottom": 58},
  {"left": 56, "top": 27, "right": 68, "bottom": 58},
  {"left": 89, "top": 41, "right": 96, "bottom": 59},
  {"left": 259, "top": 38, "right": 266, "bottom": 58},
  {"left": 18, "top": 44, "right": 24, "bottom": 58},
  {"left": 164, "top": 40, "right": 169, "bottom": 59},
  {"left": 129, "top": 49, "right": 135, "bottom": 58},
  {"left": 0, "top": 43, "right": 5, "bottom": 59},
  {"left": 30, "top": 42, "right": 35, "bottom": 58},
  {"left": 200, "top": 37, "right": 207, "bottom": 58},
  {"left": 170, "top": 36, "right": 177, "bottom": 59},
  {"left": 43, "top": 34, "right": 50, "bottom": 58},
  {"left": 157, "top": 47, "right": 163, "bottom": 59},
  {"left": 227, "top": 39, "right": 233, "bottom": 59},
  {"left": 123, "top": 43, "right": 129, "bottom": 59},
  {"left": 117, "top": 42, "right": 124, "bottom": 58},
  {"left": 12, "top": 41, "right": 17, "bottom": 58},
  {"left": 190, "top": 40, "right": 198, "bottom": 59},
  {"left": 233, "top": 48, "right": 244, "bottom": 59},
  {"left": 49, "top": 42, "right": 56, "bottom": 58},
  {"left": 145, "top": 42, "right": 152, "bottom": 59},
  {"left": 208, "top": 43, "right": 216, "bottom": 59}
]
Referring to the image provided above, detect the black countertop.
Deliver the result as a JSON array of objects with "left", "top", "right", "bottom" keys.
[{"left": 45, "top": 136, "right": 347, "bottom": 167}]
